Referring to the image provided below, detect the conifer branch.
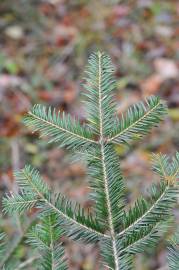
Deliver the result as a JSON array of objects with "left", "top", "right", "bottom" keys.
[
  {"left": 107, "top": 96, "right": 167, "bottom": 144},
  {"left": 14, "top": 256, "right": 39, "bottom": 270},
  {"left": 167, "top": 231, "right": 179, "bottom": 270},
  {"left": 120, "top": 225, "right": 159, "bottom": 255},
  {"left": 118, "top": 154, "right": 178, "bottom": 240},
  {"left": 24, "top": 105, "right": 98, "bottom": 150},
  {"left": 0, "top": 215, "right": 37, "bottom": 269},
  {"left": 3, "top": 193, "right": 38, "bottom": 215},
  {"left": 17, "top": 166, "right": 108, "bottom": 241},
  {"left": 118, "top": 185, "right": 169, "bottom": 238},
  {"left": 27, "top": 213, "right": 67, "bottom": 270}
]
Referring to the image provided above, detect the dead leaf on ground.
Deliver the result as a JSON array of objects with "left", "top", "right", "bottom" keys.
[{"left": 154, "top": 58, "right": 179, "bottom": 80}]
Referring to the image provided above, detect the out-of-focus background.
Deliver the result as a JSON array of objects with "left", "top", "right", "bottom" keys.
[{"left": 0, "top": 0, "right": 178, "bottom": 269}]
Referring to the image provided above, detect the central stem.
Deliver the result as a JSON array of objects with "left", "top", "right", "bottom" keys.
[{"left": 98, "top": 52, "right": 119, "bottom": 270}]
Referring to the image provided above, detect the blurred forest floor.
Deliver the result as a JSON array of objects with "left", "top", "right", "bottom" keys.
[{"left": 0, "top": 0, "right": 179, "bottom": 269}]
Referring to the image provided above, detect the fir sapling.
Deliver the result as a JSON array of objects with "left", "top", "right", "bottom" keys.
[{"left": 1, "top": 52, "right": 179, "bottom": 270}]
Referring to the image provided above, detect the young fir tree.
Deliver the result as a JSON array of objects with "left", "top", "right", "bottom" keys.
[{"left": 1, "top": 52, "right": 179, "bottom": 270}]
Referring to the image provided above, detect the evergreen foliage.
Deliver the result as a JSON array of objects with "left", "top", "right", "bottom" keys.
[
  {"left": 0, "top": 216, "right": 38, "bottom": 270},
  {"left": 168, "top": 231, "right": 179, "bottom": 270},
  {"left": 1, "top": 52, "right": 179, "bottom": 269},
  {"left": 27, "top": 213, "right": 67, "bottom": 270}
]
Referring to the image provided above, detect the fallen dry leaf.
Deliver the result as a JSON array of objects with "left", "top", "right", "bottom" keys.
[
  {"left": 154, "top": 58, "right": 179, "bottom": 80},
  {"left": 141, "top": 74, "right": 163, "bottom": 95}
]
